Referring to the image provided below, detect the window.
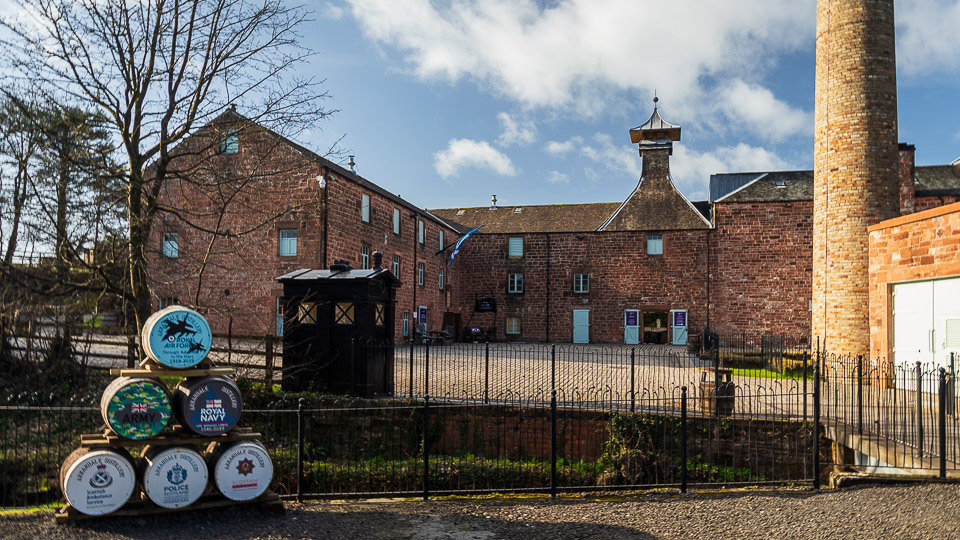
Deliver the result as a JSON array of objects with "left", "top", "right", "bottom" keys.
[
  {"left": 506, "top": 317, "right": 521, "bottom": 335},
  {"left": 298, "top": 302, "right": 318, "bottom": 325},
  {"left": 393, "top": 208, "right": 400, "bottom": 234},
  {"left": 159, "top": 296, "right": 179, "bottom": 309},
  {"left": 418, "top": 220, "right": 424, "bottom": 244},
  {"left": 647, "top": 233, "right": 663, "bottom": 255},
  {"left": 360, "top": 245, "right": 370, "bottom": 269},
  {"left": 574, "top": 273, "right": 590, "bottom": 293},
  {"left": 402, "top": 312, "right": 410, "bottom": 337},
  {"left": 279, "top": 229, "right": 297, "bottom": 256},
  {"left": 220, "top": 128, "right": 239, "bottom": 154},
  {"left": 418, "top": 262, "right": 424, "bottom": 286},
  {"left": 508, "top": 273, "right": 524, "bottom": 294},
  {"left": 508, "top": 237, "right": 523, "bottom": 257},
  {"left": 439, "top": 230, "right": 444, "bottom": 250},
  {"left": 374, "top": 303, "right": 385, "bottom": 327},
  {"left": 335, "top": 302, "right": 355, "bottom": 325},
  {"left": 438, "top": 267, "right": 444, "bottom": 290},
  {"left": 393, "top": 254, "right": 401, "bottom": 276},
  {"left": 361, "top": 193, "right": 371, "bottom": 222},
  {"left": 162, "top": 232, "right": 178, "bottom": 258}
]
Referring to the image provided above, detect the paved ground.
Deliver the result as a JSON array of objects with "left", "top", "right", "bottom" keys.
[{"left": 3, "top": 483, "right": 960, "bottom": 539}]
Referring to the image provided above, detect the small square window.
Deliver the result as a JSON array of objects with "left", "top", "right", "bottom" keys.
[
  {"left": 335, "top": 302, "right": 355, "bottom": 325},
  {"left": 375, "top": 303, "right": 385, "bottom": 327},
  {"left": 439, "top": 267, "right": 444, "bottom": 290},
  {"left": 506, "top": 317, "right": 521, "bottom": 335},
  {"left": 418, "top": 262, "right": 424, "bottom": 286},
  {"left": 393, "top": 254, "right": 401, "bottom": 276},
  {"left": 574, "top": 273, "right": 589, "bottom": 293},
  {"left": 220, "top": 128, "right": 239, "bottom": 154},
  {"left": 361, "top": 245, "right": 370, "bottom": 269},
  {"left": 298, "top": 301, "right": 318, "bottom": 325},
  {"left": 508, "top": 273, "right": 523, "bottom": 294},
  {"left": 647, "top": 233, "right": 663, "bottom": 256},
  {"left": 393, "top": 208, "right": 400, "bottom": 234},
  {"left": 418, "top": 220, "right": 424, "bottom": 244},
  {"left": 361, "top": 193, "right": 371, "bottom": 222},
  {"left": 508, "top": 237, "right": 523, "bottom": 257},
  {"left": 279, "top": 229, "right": 297, "bottom": 256},
  {"left": 162, "top": 232, "right": 179, "bottom": 259}
]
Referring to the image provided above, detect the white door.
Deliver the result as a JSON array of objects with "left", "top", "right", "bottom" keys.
[
  {"left": 624, "top": 310, "right": 640, "bottom": 345},
  {"left": 893, "top": 281, "right": 934, "bottom": 391},
  {"left": 670, "top": 309, "right": 688, "bottom": 346},
  {"left": 933, "top": 278, "right": 960, "bottom": 371},
  {"left": 573, "top": 310, "right": 590, "bottom": 344}
]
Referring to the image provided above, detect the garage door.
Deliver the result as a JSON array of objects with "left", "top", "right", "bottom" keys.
[{"left": 892, "top": 276, "right": 960, "bottom": 391}]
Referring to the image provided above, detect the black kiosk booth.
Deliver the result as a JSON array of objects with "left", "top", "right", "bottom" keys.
[{"left": 277, "top": 252, "right": 400, "bottom": 395}]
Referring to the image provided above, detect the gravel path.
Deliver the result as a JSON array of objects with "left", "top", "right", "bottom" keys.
[{"left": 4, "top": 483, "right": 960, "bottom": 539}]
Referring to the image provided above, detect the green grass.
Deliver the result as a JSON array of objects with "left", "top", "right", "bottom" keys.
[{"left": 731, "top": 367, "right": 808, "bottom": 381}]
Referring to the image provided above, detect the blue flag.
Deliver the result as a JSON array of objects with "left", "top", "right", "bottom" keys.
[{"left": 447, "top": 226, "right": 483, "bottom": 265}]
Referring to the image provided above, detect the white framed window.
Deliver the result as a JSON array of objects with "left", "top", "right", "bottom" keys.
[
  {"left": 159, "top": 296, "right": 179, "bottom": 309},
  {"left": 508, "top": 273, "right": 524, "bottom": 294},
  {"left": 393, "top": 208, "right": 400, "bottom": 234},
  {"left": 508, "top": 237, "right": 523, "bottom": 257},
  {"left": 418, "top": 262, "right": 424, "bottom": 286},
  {"left": 574, "top": 273, "right": 589, "bottom": 293},
  {"left": 361, "top": 193, "right": 371, "bottom": 222},
  {"left": 279, "top": 229, "right": 297, "bottom": 256},
  {"left": 418, "top": 220, "right": 424, "bottom": 244},
  {"left": 647, "top": 233, "right": 663, "bottom": 255},
  {"left": 220, "top": 128, "right": 239, "bottom": 154},
  {"left": 162, "top": 232, "right": 179, "bottom": 259},
  {"left": 393, "top": 254, "right": 401, "bottom": 276},
  {"left": 439, "top": 267, "right": 444, "bottom": 290},
  {"left": 402, "top": 312, "right": 410, "bottom": 337},
  {"left": 506, "top": 317, "right": 521, "bottom": 335},
  {"left": 360, "top": 245, "right": 370, "bottom": 269},
  {"left": 439, "top": 230, "right": 444, "bottom": 250}
]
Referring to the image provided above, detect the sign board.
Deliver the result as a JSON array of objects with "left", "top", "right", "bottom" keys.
[
  {"left": 625, "top": 311, "right": 638, "bottom": 327},
  {"left": 418, "top": 306, "right": 428, "bottom": 321},
  {"left": 673, "top": 311, "right": 687, "bottom": 327},
  {"left": 475, "top": 298, "right": 497, "bottom": 313}
]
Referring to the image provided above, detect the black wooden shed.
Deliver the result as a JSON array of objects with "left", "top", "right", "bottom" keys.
[{"left": 277, "top": 253, "right": 400, "bottom": 395}]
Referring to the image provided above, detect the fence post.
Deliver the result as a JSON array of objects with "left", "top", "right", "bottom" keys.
[
  {"left": 857, "top": 354, "right": 863, "bottom": 436},
  {"left": 264, "top": 334, "right": 274, "bottom": 389},
  {"left": 681, "top": 385, "right": 688, "bottom": 494},
  {"left": 409, "top": 340, "right": 415, "bottom": 398},
  {"left": 425, "top": 342, "right": 430, "bottom": 399},
  {"left": 126, "top": 335, "right": 136, "bottom": 368},
  {"left": 917, "top": 361, "right": 925, "bottom": 458},
  {"left": 551, "top": 345, "right": 556, "bottom": 395},
  {"left": 550, "top": 389, "right": 557, "bottom": 499},
  {"left": 803, "top": 351, "right": 808, "bottom": 424},
  {"left": 714, "top": 345, "right": 721, "bottom": 419},
  {"left": 940, "top": 368, "right": 947, "bottom": 479},
  {"left": 484, "top": 342, "right": 490, "bottom": 404},
  {"left": 423, "top": 395, "right": 430, "bottom": 501},
  {"left": 297, "top": 397, "right": 305, "bottom": 503},
  {"left": 950, "top": 353, "right": 956, "bottom": 416},
  {"left": 813, "top": 361, "right": 821, "bottom": 489},
  {"left": 630, "top": 348, "right": 636, "bottom": 413}
]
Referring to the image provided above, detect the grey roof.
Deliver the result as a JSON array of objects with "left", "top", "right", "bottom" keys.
[
  {"left": 915, "top": 165, "right": 960, "bottom": 196},
  {"left": 629, "top": 106, "right": 682, "bottom": 143},
  {"left": 277, "top": 266, "right": 401, "bottom": 285},
  {"left": 709, "top": 173, "right": 762, "bottom": 202},
  {"left": 714, "top": 171, "right": 814, "bottom": 203},
  {"left": 633, "top": 107, "right": 679, "bottom": 131}
]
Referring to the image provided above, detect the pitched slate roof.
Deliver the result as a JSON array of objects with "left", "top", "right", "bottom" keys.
[
  {"left": 429, "top": 203, "right": 621, "bottom": 234},
  {"left": 915, "top": 165, "right": 960, "bottom": 196},
  {"left": 599, "top": 175, "right": 712, "bottom": 231}
]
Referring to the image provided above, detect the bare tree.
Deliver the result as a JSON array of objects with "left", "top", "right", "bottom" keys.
[{"left": 2, "top": 0, "right": 332, "bottom": 331}]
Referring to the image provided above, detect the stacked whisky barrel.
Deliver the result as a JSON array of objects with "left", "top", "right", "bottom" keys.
[{"left": 58, "top": 306, "right": 275, "bottom": 519}]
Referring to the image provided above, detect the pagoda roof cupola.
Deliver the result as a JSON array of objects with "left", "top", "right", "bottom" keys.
[{"left": 629, "top": 97, "right": 681, "bottom": 155}]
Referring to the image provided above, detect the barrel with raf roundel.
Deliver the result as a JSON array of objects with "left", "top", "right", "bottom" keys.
[
  {"left": 140, "top": 445, "right": 208, "bottom": 509},
  {"left": 207, "top": 441, "right": 273, "bottom": 501},
  {"left": 141, "top": 305, "right": 212, "bottom": 369},
  {"left": 101, "top": 377, "right": 173, "bottom": 440},
  {"left": 174, "top": 376, "right": 243, "bottom": 436},
  {"left": 60, "top": 448, "right": 137, "bottom": 516}
]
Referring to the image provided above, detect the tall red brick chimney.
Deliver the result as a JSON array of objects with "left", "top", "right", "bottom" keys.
[{"left": 813, "top": 0, "right": 900, "bottom": 355}]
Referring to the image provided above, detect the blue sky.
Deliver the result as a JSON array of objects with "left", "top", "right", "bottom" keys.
[{"left": 294, "top": 0, "right": 960, "bottom": 209}]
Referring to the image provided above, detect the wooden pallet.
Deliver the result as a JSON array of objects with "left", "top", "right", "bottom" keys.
[
  {"left": 109, "top": 364, "right": 234, "bottom": 377},
  {"left": 54, "top": 490, "right": 284, "bottom": 522},
  {"left": 79, "top": 427, "right": 262, "bottom": 448}
]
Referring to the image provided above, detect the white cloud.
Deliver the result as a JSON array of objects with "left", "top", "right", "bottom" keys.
[
  {"left": 323, "top": 2, "right": 345, "bottom": 20},
  {"left": 897, "top": 0, "right": 960, "bottom": 78},
  {"left": 346, "top": 0, "right": 813, "bottom": 117},
  {"left": 579, "top": 133, "right": 642, "bottom": 179},
  {"left": 434, "top": 139, "right": 517, "bottom": 178},
  {"left": 717, "top": 79, "right": 812, "bottom": 142},
  {"left": 496, "top": 112, "right": 536, "bottom": 146},
  {"left": 545, "top": 136, "right": 583, "bottom": 156},
  {"left": 547, "top": 170, "right": 569, "bottom": 184}
]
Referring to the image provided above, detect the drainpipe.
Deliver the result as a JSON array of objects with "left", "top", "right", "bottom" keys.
[
  {"left": 706, "top": 228, "right": 711, "bottom": 333},
  {"left": 321, "top": 167, "right": 329, "bottom": 268},
  {"left": 411, "top": 212, "right": 419, "bottom": 333},
  {"left": 545, "top": 233, "right": 551, "bottom": 342}
]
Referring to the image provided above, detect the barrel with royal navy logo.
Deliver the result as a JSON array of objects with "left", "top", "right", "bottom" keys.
[
  {"left": 139, "top": 445, "right": 208, "bottom": 509},
  {"left": 206, "top": 440, "right": 273, "bottom": 501},
  {"left": 173, "top": 376, "right": 243, "bottom": 436},
  {"left": 60, "top": 447, "right": 137, "bottom": 516},
  {"left": 141, "top": 306, "right": 212, "bottom": 369},
  {"left": 100, "top": 377, "right": 173, "bottom": 440}
]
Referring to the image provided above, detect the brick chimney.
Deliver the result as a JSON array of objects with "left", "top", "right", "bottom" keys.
[{"left": 898, "top": 143, "right": 916, "bottom": 215}]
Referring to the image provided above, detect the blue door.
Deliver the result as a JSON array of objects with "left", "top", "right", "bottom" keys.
[
  {"left": 670, "top": 309, "right": 688, "bottom": 346},
  {"left": 624, "top": 310, "right": 640, "bottom": 345},
  {"left": 573, "top": 310, "right": 590, "bottom": 344}
]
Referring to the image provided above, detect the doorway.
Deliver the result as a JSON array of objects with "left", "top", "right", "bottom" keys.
[
  {"left": 573, "top": 309, "right": 590, "bottom": 344},
  {"left": 643, "top": 311, "right": 668, "bottom": 344},
  {"left": 624, "top": 309, "right": 640, "bottom": 345}
]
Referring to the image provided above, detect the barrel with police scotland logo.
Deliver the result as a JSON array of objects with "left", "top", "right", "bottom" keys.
[
  {"left": 60, "top": 448, "right": 137, "bottom": 516},
  {"left": 141, "top": 306, "right": 212, "bottom": 369},
  {"left": 206, "top": 441, "right": 273, "bottom": 501},
  {"left": 100, "top": 377, "right": 173, "bottom": 440},
  {"left": 173, "top": 376, "right": 243, "bottom": 436},
  {"left": 139, "top": 445, "right": 209, "bottom": 509}
]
